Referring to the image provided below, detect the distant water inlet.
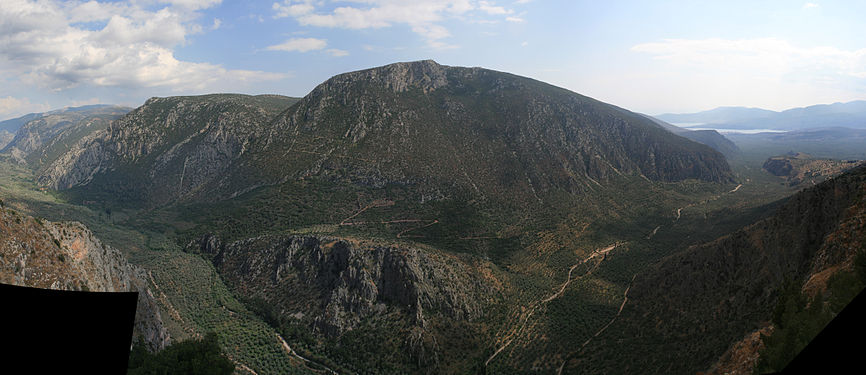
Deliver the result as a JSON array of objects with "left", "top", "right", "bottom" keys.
[{"left": 672, "top": 123, "right": 788, "bottom": 134}]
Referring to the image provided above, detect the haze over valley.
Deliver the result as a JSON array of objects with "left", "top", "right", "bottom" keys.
[{"left": 1, "top": 1, "right": 865, "bottom": 374}]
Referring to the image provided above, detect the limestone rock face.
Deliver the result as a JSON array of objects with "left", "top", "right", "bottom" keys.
[
  {"left": 1, "top": 105, "right": 129, "bottom": 167},
  {"left": 0, "top": 205, "right": 170, "bottom": 352},
  {"left": 39, "top": 95, "right": 298, "bottom": 205},
  {"left": 578, "top": 164, "right": 866, "bottom": 374},
  {"left": 0, "top": 130, "right": 14, "bottom": 150},
  {"left": 39, "top": 62, "right": 732, "bottom": 210},
  {"left": 188, "top": 233, "right": 500, "bottom": 365}
]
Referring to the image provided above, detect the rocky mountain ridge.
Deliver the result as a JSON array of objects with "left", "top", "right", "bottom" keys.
[
  {"left": 39, "top": 94, "right": 298, "bottom": 206},
  {"left": 187, "top": 233, "right": 501, "bottom": 370},
  {"left": 0, "top": 202, "right": 170, "bottom": 352},
  {"left": 38, "top": 61, "right": 733, "bottom": 210},
  {"left": 656, "top": 101, "right": 866, "bottom": 131},
  {"left": 643, "top": 114, "right": 740, "bottom": 158},
  {"left": 577, "top": 164, "right": 866, "bottom": 374},
  {"left": 1, "top": 105, "right": 130, "bottom": 167}
]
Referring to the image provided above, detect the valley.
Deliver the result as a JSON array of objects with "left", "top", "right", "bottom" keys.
[{"left": 1, "top": 61, "right": 863, "bottom": 374}]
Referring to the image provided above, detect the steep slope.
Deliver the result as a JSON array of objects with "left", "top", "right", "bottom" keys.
[
  {"left": 763, "top": 152, "right": 862, "bottom": 187},
  {"left": 1, "top": 105, "right": 131, "bottom": 167},
  {"left": 0, "top": 202, "right": 170, "bottom": 352},
  {"left": 575, "top": 164, "right": 866, "bottom": 374},
  {"left": 0, "top": 112, "right": 41, "bottom": 133},
  {"left": 0, "top": 130, "right": 12, "bottom": 149},
  {"left": 40, "top": 94, "right": 299, "bottom": 206},
  {"left": 257, "top": 61, "right": 732, "bottom": 199},
  {"left": 187, "top": 233, "right": 502, "bottom": 373},
  {"left": 643, "top": 114, "right": 740, "bottom": 158},
  {"left": 40, "top": 61, "right": 732, "bottom": 208}
]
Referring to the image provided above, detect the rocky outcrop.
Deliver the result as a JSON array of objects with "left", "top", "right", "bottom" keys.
[
  {"left": 0, "top": 204, "right": 169, "bottom": 352},
  {"left": 643, "top": 114, "right": 740, "bottom": 158},
  {"left": 0, "top": 130, "right": 13, "bottom": 150},
  {"left": 578, "top": 164, "right": 866, "bottom": 374},
  {"left": 187, "top": 233, "right": 500, "bottom": 366},
  {"left": 189, "top": 234, "right": 497, "bottom": 335},
  {"left": 763, "top": 153, "right": 862, "bottom": 186},
  {"left": 763, "top": 157, "right": 794, "bottom": 177},
  {"left": 40, "top": 61, "right": 732, "bottom": 209},
  {"left": 0, "top": 105, "right": 129, "bottom": 167},
  {"left": 705, "top": 325, "right": 775, "bottom": 375},
  {"left": 39, "top": 95, "right": 298, "bottom": 205},
  {"left": 265, "top": 60, "right": 733, "bottom": 204}
]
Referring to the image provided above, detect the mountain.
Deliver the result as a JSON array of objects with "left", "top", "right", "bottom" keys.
[
  {"left": 0, "top": 112, "right": 41, "bottom": 133},
  {"left": 40, "top": 61, "right": 732, "bottom": 209},
  {"left": 26, "top": 61, "right": 741, "bottom": 373},
  {"left": 727, "top": 127, "right": 866, "bottom": 160},
  {"left": 39, "top": 94, "right": 300, "bottom": 206},
  {"left": 657, "top": 101, "right": 866, "bottom": 131},
  {"left": 0, "top": 200, "right": 170, "bottom": 352},
  {"left": 0, "top": 130, "right": 13, "bottom": 149},
  {"left": 187, "top": 233, "right": 499, "bottom": 372},
  {"left": 576, "top": 163, "right": 866, "bottom": 374},
  {"left": 656, "top": 106, "right": 777, "bottom": 125},
  {"left": 1, "top": 105, "right": 131, "bottom": 167},
  {"left": 642, "top": 114, "right": 740, "bottom": 158},
  {"left": 762, "top": 152, "right": 862, "bottom": 187}
]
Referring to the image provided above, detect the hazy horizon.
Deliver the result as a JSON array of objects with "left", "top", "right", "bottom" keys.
[{"left": 2, "top": 0, "right": 865, "bottom": 119}]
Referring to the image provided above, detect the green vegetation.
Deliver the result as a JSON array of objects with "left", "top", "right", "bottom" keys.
[
  {"left": 128, "top": 332, "right": 234, "bottom": 375},
  {"left": 0, "top": 159, "right": 306, "bottom": 375},
  {"left": 4, "top": 63, "right": 862, "bottom": 374},
  {"left": 756, "top": 251, "right": 866, "bottom": 373}
]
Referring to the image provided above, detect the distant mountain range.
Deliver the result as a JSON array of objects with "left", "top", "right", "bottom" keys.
[
  {"left": 4, "top": 60, "right": 862, "bottom": 374},
  {"left": 656, "top": 101, "right": 866, "bottom": 131},
  {"left": 0, "top": 105, "right": 131, "bottom": 166},
  {"left": 641, "top": 114, "right": 740, "bottom": 158}
]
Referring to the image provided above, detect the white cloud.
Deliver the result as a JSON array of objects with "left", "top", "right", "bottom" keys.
[
  {"left": 0, "top": 0, "right": 281, "bottom": 93},
  {"left": 271, "top": 0, "right": 519, "bottom": 48},
  {"left": 631, "top": 38, "right": 866, "bottom": 79},
  {"left": 506, "top": 16, "right": 524, "bottom": 23},
  {"left": 0, "top": 96, "right": 50, "bottom": 119},
  {"left": 273, "top": 0, "right": 315, "bottom": 18},
  {"left": 159, "top": 0, "right": 223, "bottom": 11},
  {"left": 620, "top": 38, "right": 866, "bottom": 112},
  {"left": 266, "top": 38, "right": 349, "bottom": 57},
  {"left": 326, "top": 48, "right": 349, "bottom": 57},
  {"left": 68, "top": 97, "right": 103, "bottom": 107},
  {"left": 803, "top": 3, "right": 820, "bottom": 9},
  {"left": 266, "top": 37, "right": 328, "bottom": 52},
  {"left": 478, "top": 1, "right": 511, "bottom": 15}
]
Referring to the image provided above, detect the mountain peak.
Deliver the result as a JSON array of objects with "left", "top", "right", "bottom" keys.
[{"left": 322, "top": 59, "right": 449, "bottom": 94}]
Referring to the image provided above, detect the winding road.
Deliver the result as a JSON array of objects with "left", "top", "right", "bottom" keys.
[{"left": 485, "top": 243, "right": 619, "bottom": 367}]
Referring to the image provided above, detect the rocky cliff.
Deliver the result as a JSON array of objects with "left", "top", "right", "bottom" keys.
[
  {"left": 39, "top": 95, "right": 298, "bottom": 205},
  {"left": 0, "top": 130, "right": 13, "bottom": 150},
  {"left": 577, "top": 164, "right": 866, "bottom": 374},
  {"left": 40, "top": 61, "right": 732, "bottom": 208},
  {"left": 763, "top": 153, "right": 863, "bottom": 187},
  {"left": 643, "top": 114, "right": 740, "bottom": 158},
  {"left": 265, "top": 60, "right": 733, "bottom": 197},
  {"left": 1, "top": 105, "right": 130, "bottom": 167},
  {"left": 0, "top": 203, "right": 170, "bottom": 352},
  {"left": 187, "top": 233, "right": 501, "bottom": 369}
]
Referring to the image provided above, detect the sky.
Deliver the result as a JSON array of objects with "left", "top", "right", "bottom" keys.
[{"left": 1, "top": 0, "right": 865, "bottom": 121}]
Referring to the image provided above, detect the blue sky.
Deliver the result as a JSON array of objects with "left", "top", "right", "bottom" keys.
[{"left": 1, "top": 0, "right": 865, "bottom": 120}]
